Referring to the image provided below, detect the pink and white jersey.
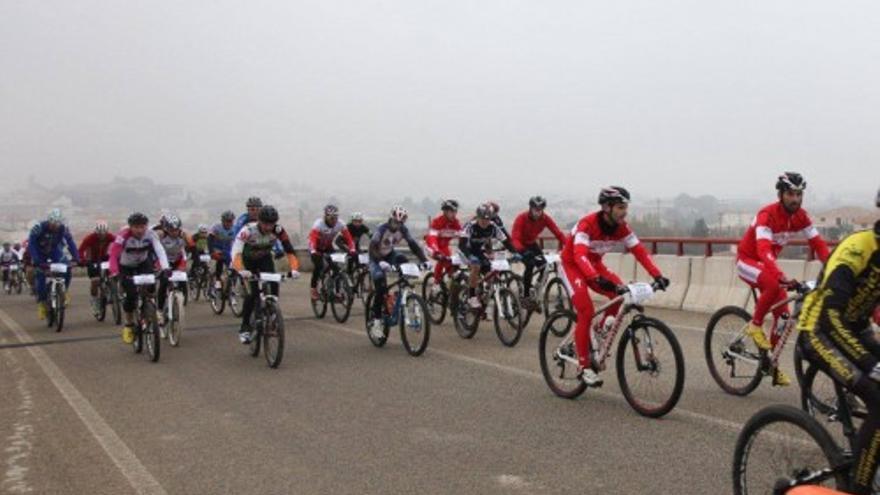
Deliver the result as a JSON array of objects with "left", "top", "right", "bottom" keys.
[{"left": 108, "top": 228, "right": 169, "bottom": 275}]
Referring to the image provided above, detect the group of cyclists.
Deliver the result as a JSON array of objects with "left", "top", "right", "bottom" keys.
[{"left": 1, "top": 172, "right": 878, "bottom": 494}]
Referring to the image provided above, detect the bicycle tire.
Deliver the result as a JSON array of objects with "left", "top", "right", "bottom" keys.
[
  {"left": 400, "top": 293, "right": 430, "bottom": 356},
  {"left": 168, "top": 291, "right": 184, "bottom": 347},
  {"left": 705, "top": 305, "right": 764, "bottom": 396},
  {"left": 54, "top": 285, "right": 65, "bottom": 333},
  {"left": 364, "top": 292, "right": 389, "bottom": 347},
  {"left": 263, "top": 300, "right": 285, "bottom": 368},
  {"left": 616, "top": 317, "right": 685, "bottom": 418},
  {"left": 493, "top": 287, "right": 524, "bottom": 347},
  {"left": 311, "top": 276, "right": 328, "bottom": 319},
  {"left": 143, "top": 300, "right": 160, "bottom": 362},
  {"left": 538, "top": 310, "right": 587, "bottom": 399},
  {"left": 452, "top": 288, "right": 479, "bottom": 339},
  {"left": 330, "top": 274, "right": 354, "bottom": 323},
  {"left": 421, "top": 273, "right": 448, "bottom": 326}
]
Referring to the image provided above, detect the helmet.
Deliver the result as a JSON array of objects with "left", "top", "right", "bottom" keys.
[
  {"left": 351, "top": 211, "right": 364, "bottom": 221},
  {"left": 776, "top": 172, "right": 807, "bottom": 192},
  {"left": 47, "top": 208, "right": 64, "bottom": 224},
  {"left": 485, "top": 201, "right": 500, "bottom": 216},
  {"left": 324, "top": 204, "right": 339, "bottom": 217},
  {"left": 598, "top": 186, "right": 631, "bottom": 205},
  {"left": 529, "top": 196, "right": 547, "bottom": 209},
  {"left": 259, "top": 205, "right": 279, "bottom": 223},
  {"left": 163, "top": 214, "right": 182, "bottom": 230},
  {"left": 13, "top": 243, "right": 20, "bottom": 249},
  {"left": 2, "top": 242, "right": 9, "bottom": 248},
  {"left": 475, "top": 204, "right": 493, "bottom": 220},
  {"left": 221, "top": 210, "right": 235, "bottom": 222},
  {"left": 198, "top": 224, "right": 209, "bottom": 234},
  {"left": 390, "top": 205, "right": 408, "bottom": 222},
  {"left": 128, "top": 212, "right": 148, "bottom": 226},
  {"left": 246, "top": 196, "right": 263, "bottom": 208},
  {"left": 95, "top": 220, "right": 109, "bottom": 234},
  {"left": 441, "top": 199, "right": 459, "bottom": 212}
]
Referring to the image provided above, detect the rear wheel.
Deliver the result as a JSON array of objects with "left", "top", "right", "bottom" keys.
[
  {"left": 616, "top": 317, "right": 685, "bottom": 418},
  {"left": 263, "top": 301, "right": 285, "bottom": 368},
  {"left": 538, "top": 310, "right": 587, "bottom": 399},
  {"left": 493, "top": 287, "right": 524, "bottom": 347},
  {"left": 705, "top": 306, "right": 764, "bottom": 396},
  {"left": 421, "top": 273, "right": 448, "bottom": 325},
  {"left": 452, "top": 288, "right": 479, "bottom": 339},
  {"left": 400, "top": 293, "right": 430, "bottom": 356}
]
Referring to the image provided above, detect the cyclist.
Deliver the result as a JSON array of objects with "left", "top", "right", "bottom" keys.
[
  {"left": 12, "top": 242, "right": 24, "bottom": 263},
  {"left": 308, "top": 205, "right": 356, "bottom": 301},
  {"left": 560, "top": 187, "right": 669, "bottom": 387},
  {"left": 336, "top": 212, "right": 370, "bottom": 275},
  {"left": 425, "top": 199, "right": 462, "bottom": 292},
  {"left": 189, "top": 224, "right": 211, "bottom": 278},
  {"left": 78, "top": 220, "right": 116, "bottom": 314},
  {"left": 19, "top": 238, "right": 34, "bottom": 294},
  {"left": 108, "top": 213, "right": 170, "bottom": 344},
  {"left": 230, "top": 205, "right": 300, "bottom": 344},
  {"left": 233, "top": 196, "right": 263, "bottom": 235},
  {"left": 208, "top": 211, "right": 237, "bottom": 289},
  {"left": 460, "top": 204, "right": 518, "bottom": 309},
  {"left": 511, "top": 196, "right": 567, "bottom": 309},
  {"left": 367, "top": 206, "right": 429, "bottom": 339},
  {"left": 738, "top": 172, "right": 830, "bottom": 386},
  {"left": 485, "top": 201, "right": 511, "bottom": 238},
  {"left": 29, "top": 209, "right": 79, "bottom": 320},
  {"left": 796, "top": 188, "right": 880, "bottom": 495},
  {"left": 153, "top": 214, "right": 191, "bottom": 324},
  {"left": 1, "top": 242, "right": 20, "bottom": 292}
]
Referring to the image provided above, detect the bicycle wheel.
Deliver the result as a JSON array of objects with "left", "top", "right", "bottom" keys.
[
  {"left": 209, "top": 281, "right": 226, "bottom": 315},
  {"left": 400, "top": 293, "right": 430, "bottom": 356},
  {"left": 364, "top": 292, "right": 389, "bottom": 347},
  {"left": 263, "top": 300, "right": 285, "bottom": 368},
  {"left": 733, "top": 405, "right": 847, "bottom": 495},
  {"left": 452, "top": 288, "right": 479, "bottom": 339},
  {"left": 800, "top": 364, "right": 867, "bottom": 437},
  {"left": 142, "top": 301, "right": 160, "bottom": 362},
  {"left": 229, "top": 276, "right": 244, "bottom": 317},
  {"left": 311, "top": 276, "right": 328, "bottom": 319},
  {"left": 705, "top": 306, "right": 764, "bottom": 396},
  {"left": 54, "top": 285, "right": 65, "bottom": 332},
  {"left": 357, "top": 270, "right": 373, "bottom": 306},
  {"left": 330, "top": 275, "right": 354, "bottom": 323},
  {"left": 168, "top": 291, "right": 184, "bottom": 347},
  {"left": 421, "top": 273, "right": 448, "bottom": 325},
  {"left": 96, "top": 287, "right": 108, "bottom": 322},
  {"left": 14, "top": 274, "right": 23, "bottom": 294},
  {"left": 543, "top": 277, "right": 572, "bottom": 323},
  {"left": 538, "top": 310, "right": 588, "bottom": 399},
  {"left": 493, "top": 287, "right": 524, "bottom": 347},
  {"left": 615, "top": 317, "right": 685, "bottom": 418}
]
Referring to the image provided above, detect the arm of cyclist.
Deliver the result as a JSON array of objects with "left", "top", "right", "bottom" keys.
[
  {"left": 276, "top": 228, "right": 300, "bottom": 273},
  {"left": 63, "top": 227, "right": 80, "bottom": 264},
  {"left": 340, "top": 227, "right": 356, "bottom": 254},
  {"left": 402, "top": 226, "right": 429, "bottom": 264},
  {"left": 545, "top": 214, "right": 567, "bottom": 247}
]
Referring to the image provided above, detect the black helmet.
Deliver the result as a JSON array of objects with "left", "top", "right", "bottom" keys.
[
  {"left": 324, "top": 204, "right": 339, "bottom": 217},
  {"left": 529, "top": 195, "right": 547, "bottom": 209},
  {"left": 221, "top": 210, "right": 235, "bottom": 222},
  {"left": 598, "top": 186, "right": 631, "bottom": 205},
  {"left": 163, "top": 214, "right": 182, "bottom": 230},
  {"left": 475, "top": 204, "right": 493, "bottom": 220},
  {"left": 128, "top": 212, "right": 148, "bottom": 226},
  {"left": 246, "top": 196, "right": 263, "bottom": 208},
  {"left": 776, "top": 172, "right": 807, "bottom": 192},
  {"left": 259, "top": 205, "right": 279, "bottom": 223},
  {"left": 441, "top": 199, "right": 459, "bottom": 212}
]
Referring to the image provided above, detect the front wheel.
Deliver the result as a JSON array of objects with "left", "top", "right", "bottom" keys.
[
  {"left": 493, "top": 287, "right": 524, "bottom": 347},
  {"left": 168, "top": 291, "right": 185, "bottom": 347},
  {"left": 209, "top": 280, "right": 226, "bottom": 315},
  {"left": 54, "top": 286, "right": 65, "bottom": 333},
  {"left": 142, "top": 301, "right": 160, "bottom": 362},
  {"left": 538, "top": 310, "right": 587, "bottom": 399},
  {"left": 311, "top": 277, "right": 328, "bottom": 319},
  {"left": 364, "top": 292, "right": 389, "bottom": 347},
  {"left": 263, "top": 300, "right": 285, "bottom": 368},
  {"left": 400, "top": 294, "right": 430, "bottom": 357},
  {"left": 421, "top": 273, "right": 448, "bottom": 325},
  {"left": 732, "top": 405, "right": 846, "bottom": 495},
  {"left": 452, "top": 287, "right": 479, "bottom": 339},
  {"left": 228, "top": 275, "right": 244, "bottom": 317},
  {"left": 704, "top": 306, "right": 764, "bottom": 396},
  {"left": 615, "top": 317, "right": 685, "bottom": 418}
]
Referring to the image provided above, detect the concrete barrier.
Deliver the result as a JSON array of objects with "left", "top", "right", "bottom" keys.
[
  {"left": 682, "top": 256, "right": 749, "bottom": 313},
  {"left": 804, "top": 260, "right": 823, "bottom": 283},
  {"left": 635, "top": 255, "right": 691, "bottom": 310},
  {"left": 601, "top": 253, "right": 636, "bottom": 283}
]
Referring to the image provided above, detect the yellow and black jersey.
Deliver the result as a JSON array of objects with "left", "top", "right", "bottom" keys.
[{"left": 798, "top": 229, "right": 880, "bottom": 373}]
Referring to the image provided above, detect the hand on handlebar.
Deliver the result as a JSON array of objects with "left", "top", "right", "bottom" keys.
[
  {"left": 653, "top": 276, "right": 670, "bottom": 291},
  {"left": 378, "top": 261, "right": 392, "bottom": 272}
]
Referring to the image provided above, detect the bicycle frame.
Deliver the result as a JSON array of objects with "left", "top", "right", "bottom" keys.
[
  {"left": 553, "top": 291, "right": 642, "bottom": 370},
  {"left": 382, "top": 272, "right": 416, "bottom": 326},
  {"left": 730, "top": 286, "right": 813, "bottom": 369}
]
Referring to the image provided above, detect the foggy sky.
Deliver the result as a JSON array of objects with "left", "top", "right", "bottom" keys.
[{"left": 1, "top": 1, "right": 878, "bottom": 203}]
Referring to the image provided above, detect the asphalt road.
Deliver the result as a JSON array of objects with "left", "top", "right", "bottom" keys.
[{"left": 0, "top": 279, "right": 809, "bottom": 495}]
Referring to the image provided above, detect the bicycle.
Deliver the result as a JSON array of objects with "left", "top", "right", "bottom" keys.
[
  {"left": 705, "top": 280, "right": 816, "bottom": 396},
  {"left": 189, "top": 254, "right": 211, "bottom": 302},
  {"left": 538, "top": 281, "right": 685, "bottom": 418},
  {"left": 160, "top": 271, "right": 188, "bottom": 347},
  {"left": 129, "top": 273, "right": 161, "bottom": 362},
  {"left": 6, "top": 263, "right": 24, "bottom": 295},
  {"left": 349, "top": 252, "right": 374, "bottom": 308},
  {"left": 512, "top": 252, "right": 572, "bottom": 327},
  {"left": 239, "top": 271, "right": 286, "bottom": 368},
  {"left": 91, "top": 261, "right": 118, "bottom": 323},
  {"left": 421, "top": 254, "right": 468, "bottom": 326},
  {"left": 208, "top": 265, "right": 244, "bottom": 316},
  {"left": 311, "top": 252, "right": 355, "bottom": 323},
  {"left": 364, "top": 263, "right": 431, "bottom": 357},
  {"left": 42, "top": 262, "right": 70, "bottom": 332},
  {"left": 451, "top": 253, "right": 525, "bottom": 347}
]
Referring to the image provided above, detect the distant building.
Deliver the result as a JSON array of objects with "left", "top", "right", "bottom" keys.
[
  {"left": 713, "top": 212, "right": 753, "bottom": 230},
  {"left": 814, "top": 207, "right": 875, "bottom": 231}
]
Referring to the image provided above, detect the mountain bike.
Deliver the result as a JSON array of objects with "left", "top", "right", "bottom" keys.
[{"left": 365, "top": 263, "right": 431, "bottom": 357}]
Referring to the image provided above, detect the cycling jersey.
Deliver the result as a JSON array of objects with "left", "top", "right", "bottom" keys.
[
  {"left": 208, "top": 223, "right": 236, "bottom": 258},
  {"left": 369, "top": 223, "right": 427, "bottom": 262},
  {"left": 191, "top": 232, "right": 209, "bottom": 254},
  {"left": 230, "top": 222, "right": 299, "bottom": 271},
  {"left": 78, "top": 233, "right": 116, "bottom": 263},
  {"left": 108, "top": 228, "right": 169, "bottom": 275},
  {"left": 308, "top": 219, "right": 354, "bottom": 254},
  {"left": 154, "top": 229, "right": 190, "bottom": 270},
  {"left": 347, "top": 223, "right": 371, "bottom": 249},
  {"left": 28, "top": 221, "right": 79, "bottom": 265},
  {"left": 0, "top": 249, "right": 18, "bottom": 265},
  {"left": 510, "top": 211, "right": 566, "bottom": 252},
  {"left": 460, "top": 220, "right": 513, "bottom": 259},
  {"left": 560, "top": 211, "right": 660, "bottom": 279},
  {"left": 738, "top": 202, "right": 830, "bottom": 268},
  {"left": 425, "top": 214, "right": 462, "bottom": 256}
]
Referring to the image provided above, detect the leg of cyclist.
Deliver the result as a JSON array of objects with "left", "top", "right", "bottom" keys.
[
  {"left": 310, "top": 252, "right": 324, "bottom": 301},
  {"left": 736, "top": 259, "right": 782, "bottom": 349},
  {"left": 521, "top": 244, "right": 543, "bottom": 301},
  {"left": 87, "top": 263, "right": 101, "bottom": 313},
  {"left": 35, "top": 266, "right": 48, "bottom": 319},
  {"left": 238, "top": 256, "right": 273, "bottom": 343},
  {"left": 368, "top": 257, "right": 390, "bottom": 337},
  {"left": 559, "top": 261, "right": 603, "bottom": 386}
]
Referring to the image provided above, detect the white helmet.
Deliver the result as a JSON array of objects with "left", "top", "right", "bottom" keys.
[
  {"left": 47, "top": 208, "right": 64, "bottom": 224},
  {"left": 390, "top": 205, "right": 408, "bottom": 223},
  {"left": 351, "top": 212, "right": 364, "bottom": 221},
  {"left": 95, "top": 220, "right": 109, "bottom": 234}
]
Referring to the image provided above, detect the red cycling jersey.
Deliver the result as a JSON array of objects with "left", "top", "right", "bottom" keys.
[
  {"left": 308, "top": 219, "right": 354, "bottom": 254},
  {"left": 737, "top": 202, "right": 830, "bottom": 268},
  {"left": 560, "top": 211, "right": 661, "bottom": 279},
  {"left": 510, "top": 211, "right": 566, "bottom": 252},
  {"left": 78, "top": 232, "right": 116, "bottom": 263},
  {"left": 425, "top": 214, "right": 462, "bottom": 256}
]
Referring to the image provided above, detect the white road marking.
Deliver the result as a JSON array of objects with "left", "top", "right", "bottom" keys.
[
  {"left": 0, "top": 308, "right": 167, "bottom": 495},
  {"left": 1, "top": 334, "right": 34, "bottom": 494}
]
